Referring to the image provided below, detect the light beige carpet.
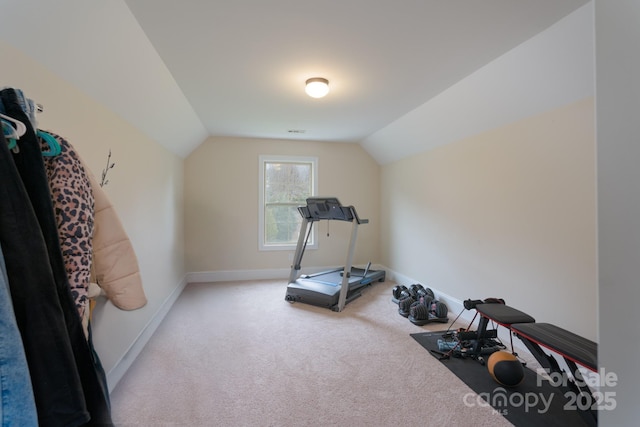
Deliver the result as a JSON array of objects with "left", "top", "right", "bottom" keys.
[{"left": 109, "top": 279, "right": 513, "bottom": 426}]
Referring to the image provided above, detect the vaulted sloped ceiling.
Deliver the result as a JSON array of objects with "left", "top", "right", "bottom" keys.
[{"left": 2, "top": 0, "right": 590, "bottom": 161}]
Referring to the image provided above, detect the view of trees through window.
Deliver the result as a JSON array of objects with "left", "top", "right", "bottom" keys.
[{"left": 264, "top": 160, "right": 313, "bottom": 246}]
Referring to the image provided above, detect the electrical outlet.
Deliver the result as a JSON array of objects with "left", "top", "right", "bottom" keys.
[{"left": 288, "top": 253, "right": 294, "bottom": 262}]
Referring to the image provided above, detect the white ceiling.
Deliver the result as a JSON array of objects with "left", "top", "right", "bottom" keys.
[{"left": 2, "top": 0, "right": 589, "bottom": 158}]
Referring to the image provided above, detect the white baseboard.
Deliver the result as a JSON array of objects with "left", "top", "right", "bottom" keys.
[
  {"left": 107, "top": 276, "right": 188, "bottom": 393},
  {"left": 186, "top": 268, "right": 289, "bottom": 283},
  {"left": 185, "top": 263, "right": 386, "bottom": 283}
]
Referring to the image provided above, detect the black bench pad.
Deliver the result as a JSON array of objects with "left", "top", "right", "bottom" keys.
[
  {"left": 511, "top": 323, "right": 597, "bottom": 372},
  {"left": 475, "top": 303, "right": 535, "bottom": 325}
]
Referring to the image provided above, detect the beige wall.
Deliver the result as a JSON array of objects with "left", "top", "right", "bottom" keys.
[
  {"left": 185, "top": 137, "right": 380, "bottom": 273},
  {"left": 381, "top": 98, "right": 597, "bottom": 340},
  {"left": 1, "top": 40, "right": 187, "bottom": 378}
]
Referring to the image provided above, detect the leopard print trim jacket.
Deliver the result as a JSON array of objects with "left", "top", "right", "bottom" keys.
[{"left": 42, "top": 133, "right": 147, "bottom": 322}]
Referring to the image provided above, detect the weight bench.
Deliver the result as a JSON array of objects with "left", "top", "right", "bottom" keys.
[
  {"left": 465, "top": 302, "right": 598, "bottom": 426},
  {"left": 463, "top": 302, "right": 535, "bottom": 362},
  {"left": 511, "top": 323, "right": 598, "bottom": 426}
]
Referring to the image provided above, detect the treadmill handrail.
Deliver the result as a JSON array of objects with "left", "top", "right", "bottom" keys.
[{"left": 348, "top": 206, "right": 368, "bottom": 225}]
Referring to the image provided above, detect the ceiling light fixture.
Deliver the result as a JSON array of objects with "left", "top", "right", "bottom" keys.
[{"left": 305, "top": 77, "right": 329, "bottom": 98}]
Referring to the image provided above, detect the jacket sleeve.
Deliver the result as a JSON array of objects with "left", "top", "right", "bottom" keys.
[{"left": 86, "top": 164, "right": 147, "bottom": 311}]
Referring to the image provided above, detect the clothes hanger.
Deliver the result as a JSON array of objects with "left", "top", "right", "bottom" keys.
[
  {"left": 37, "top": 130, "right": 61, "bottom": 157},
  {"left": 2, "top": 120, "right": 19, "bottom": 150},
  {"left": 0, "top": 112, "right": 27, "bottom": 138},
  {"left": 2, "top": 120, "right": 18, "bottom": 137},
  {"left": 0, "top": 113, "right": 59, "bottom": 155},
  {"left": 0, "top": 113, "right": 26, "bottom": 151},
  {"left": 1, "top": 90, "right": 61, "bottom": 157},
  {"left": 23, "top": 97, "right": 62, "bottom": 157}
]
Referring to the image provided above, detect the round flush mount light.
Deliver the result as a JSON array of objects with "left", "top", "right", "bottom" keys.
[{"left": 305, "top": 77, "right": 329, "bottom": 98}]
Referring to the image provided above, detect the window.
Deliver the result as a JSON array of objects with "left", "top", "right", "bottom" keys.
[{"left": 259, "top": 155, "right": 318, "bottom": 251}]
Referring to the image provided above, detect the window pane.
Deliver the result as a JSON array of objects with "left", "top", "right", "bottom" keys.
[
  {"left": 265, "top": 204, "right": 302, "bottom": 244},
  {"left": 265, "top": 162, "right": 311, "bottom": 204},
  {"left": 264, "top": 161, "right": 312, "bottom": 246}
]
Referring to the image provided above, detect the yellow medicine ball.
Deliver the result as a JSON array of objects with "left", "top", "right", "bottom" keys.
[{"left": 487, "top": 350, "right": 525, "bottom": 387}]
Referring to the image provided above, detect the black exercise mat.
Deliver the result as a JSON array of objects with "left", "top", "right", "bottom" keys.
[{"left": 411, "top": 331, "right": 592, "bottom": 427}]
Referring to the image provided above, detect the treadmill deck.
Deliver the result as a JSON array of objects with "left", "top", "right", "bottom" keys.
[{"left": 286, "top": 267, "right": 385, "bottom": 310}]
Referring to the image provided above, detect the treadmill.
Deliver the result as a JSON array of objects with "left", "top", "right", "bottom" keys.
[{"left": 285, "top": 197, "right": 385, "bottom": 312}]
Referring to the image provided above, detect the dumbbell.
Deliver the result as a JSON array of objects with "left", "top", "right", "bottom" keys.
[
  {"left": 391, "top": 285, "right": 408, "bottom": 304},
  {"left": 429, "top": 300, "right": 449, "bottom": 319},
  {"left": 409, "top": 296, "right": 433, "bottom": 321},
  {"left": 416, "top": 287, "right": 434, "bottom": 303},
  {"left": 398, "top": 294, "right": 416, "bottom": 317},
  {"left": 393, "top": 283, "right": 429, "bottom": 303},
  {"left": 408, "top": 284, "right": 424, "bottom": 298}
]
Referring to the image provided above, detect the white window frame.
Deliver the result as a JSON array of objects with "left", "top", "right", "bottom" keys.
[{"left": 259, "top": 155, "right": 318, "bottom": 251}]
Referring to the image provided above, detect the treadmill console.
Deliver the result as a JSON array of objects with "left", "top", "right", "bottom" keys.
[{"left": 300, "top": 197, "right": 354, "bottom": 221}]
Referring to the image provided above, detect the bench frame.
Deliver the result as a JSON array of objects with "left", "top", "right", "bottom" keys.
[
  {"left": 510, "top": 324, "right": 597, "bottom": 426},
  {"left": 465, "top": 302, "right": 598, "bottom": 426}
]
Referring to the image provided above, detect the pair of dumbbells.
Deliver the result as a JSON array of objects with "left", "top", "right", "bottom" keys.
[
  {"left": 392, "top": 284, "right": 449, "bottom": 324},
  {"left": 392, "top": 284, "right": 435, "bottom": 316},
  {"left": 410, "top": 297, "right": 449, "bottom": 321},
  {"left": 392, "top": 283, "right": 433, "bottom": 305}
]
